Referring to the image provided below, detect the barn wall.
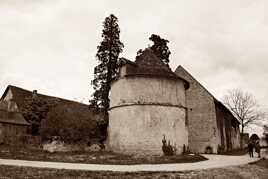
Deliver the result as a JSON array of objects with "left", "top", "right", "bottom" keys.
[
  {"left": 0, "top": 123, "right": 28, "bottom": 144},
  {"left": 215, "top": 105, "right": 227, "bottom": 151},
  {"left": 215, "top": 104, "right": 240, "bottom": 151},
  {"left": 175, "top": 67, "right": 219, "bottom": 153},
  {"left": 108, "top": 76, "right": 188, "bottom": 155},
  {"left": 2, "top": 89, "right": 19, "bottom": 112}
]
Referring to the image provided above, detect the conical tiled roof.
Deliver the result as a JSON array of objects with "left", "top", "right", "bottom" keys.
[
  {"left": 120, "top": 49, "right": 189, "bottom": 89},
  {"left": 135, "top": 48, "right": 170, "bottom": 70}
]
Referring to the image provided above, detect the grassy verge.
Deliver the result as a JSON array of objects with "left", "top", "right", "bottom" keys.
[
  {"left": 249, "top": 158, "right": 268, "bottom": 169},
  {"left": 219, "top": 148, "right": 248, "bottom": 156},
  {"left": 0, "top": 145, "right": 207, "bottom": 164}
]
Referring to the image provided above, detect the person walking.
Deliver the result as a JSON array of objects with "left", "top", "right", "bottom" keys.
[
  {"left": 255, "top": 140, "right": 261, "bottom": 158},
  {"left": 248, "top": 141, "right": 254, "bottom": 158}
]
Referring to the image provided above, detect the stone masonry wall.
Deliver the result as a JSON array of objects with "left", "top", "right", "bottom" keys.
[
  {"left": 108, "top": 76, "right": 188, "bottom": 155},
  {"left": 110, "top": 77, "right": 186, "bottom": 108},
  {"left": 175, "top": 67, "right": 219, "bottom": 153},
  {"left": 215, "top": 103, "right": 240, "bottom": 152},
  {"left": 108, "top": 105, "right": 188, "bottom": 155}
]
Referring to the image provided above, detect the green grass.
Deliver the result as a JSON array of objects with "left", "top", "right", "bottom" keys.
[
  {"left": 0, "top": 145, "right": 207, "bottom": 165},
  {"left": 218, "top": 148, "right": 248, "bottom": 156},
  {"left": 249, "top": 158, "right": 268, "bottom": 168}
]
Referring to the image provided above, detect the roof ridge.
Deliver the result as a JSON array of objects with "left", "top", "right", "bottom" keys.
[
  {"left": 2, "top": 85, "right": 89, "bottom": 107},
  {"left": 175, "top": 65, "right": 240, "bottom": 124},
  {"left": 135, "top": 48, "right": 171, "bottom": 71},
  {"left": 175, "top": 65, "right": 217, "bottom": 100}
]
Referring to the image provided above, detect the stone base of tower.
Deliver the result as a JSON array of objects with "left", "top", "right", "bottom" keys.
[{"left": 107, "top": 105, "right": 188, "bottom": 155}]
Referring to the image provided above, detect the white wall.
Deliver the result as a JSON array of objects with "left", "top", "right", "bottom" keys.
[
  {"left": 108, "top": 105, "right": 188, "bottom": 155},
  {"left": 108, "top": 76, "right": 188, "bottom": 155},
  {"left": 3, "top": 89, "right": 19, "bottom": 112},
  {"left": 110, "top": 77, "right": 186, "bottom": 108}
]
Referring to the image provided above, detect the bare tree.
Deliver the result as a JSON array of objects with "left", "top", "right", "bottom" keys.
[
  {"left": 263, "top": 125, "right": 268, "bottom": 144},
  {"left": 223, "top": 89, "right": 265, "bottom": 140}
]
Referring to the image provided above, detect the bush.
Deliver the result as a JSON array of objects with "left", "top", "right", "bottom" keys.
[
  {"left": 162, "top": 135, "right": 176, "bottom": 156},
  {"left": 40, "top": 103, "right": 104, "bottom": 144},
  {"left": 217, "top": 145, "right": 225, "bottom": 154}
]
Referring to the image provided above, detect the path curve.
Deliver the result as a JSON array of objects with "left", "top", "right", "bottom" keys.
[{"left": 0, "top": 154, "right": 261, "bottom": 172}]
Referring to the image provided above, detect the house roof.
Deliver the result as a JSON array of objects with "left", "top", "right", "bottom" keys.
[
  {"left": 175, "top": 65, "right": 240, "bottom": 125},
  {"left": 0, "top": 85, "right": 103, "bottom": 124},
  {"left": 119, "top": 49, "right": 189, "bottom": 89}
]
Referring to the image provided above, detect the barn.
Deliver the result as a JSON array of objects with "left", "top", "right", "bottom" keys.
[
  {"left": 175, "top": 66, "right": 241, "bottom": 153},
  {"left": 0, "top": 85, "right": 104, "bottom": 145},
  {"left": 0, "top": 100, "right": 30, "bottom": 144}
]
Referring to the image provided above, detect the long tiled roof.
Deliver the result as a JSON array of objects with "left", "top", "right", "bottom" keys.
[
  {"left": 175, "top": 65, "right": 240, "bottom": 125},
  {"left": 0, "top": 85, "right": 103, "bottom": 124}
]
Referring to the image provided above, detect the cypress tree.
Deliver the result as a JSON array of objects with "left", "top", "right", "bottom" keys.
[{"left": 90, "top": 14, "right": 124, "bottom": 112}]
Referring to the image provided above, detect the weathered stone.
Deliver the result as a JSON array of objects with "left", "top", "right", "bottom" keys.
[
  {"left": 43, "top": 140, "right": 68, "bottom": 153},
  {"left": 88, "top": 144, "right": 101, "bottom": 152},
  {"left": 175, "top": 66, "right": 240, "bottom": 153},
  {"left": 108, "top": 51, "right": 189, "bottom": 155}
]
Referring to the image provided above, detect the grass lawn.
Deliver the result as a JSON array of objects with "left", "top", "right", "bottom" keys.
[
  {"left": 219, "top": 148, "right": 248, "bottom": 156},
  {"left": 249, "top": 158, "right": 268, "bottom": 168},
  {"left": 0, "top": 159, "right": 268, "bottom": 179},
  {"left": 0, "top": 145, "right": 207, "bottom": 164}
]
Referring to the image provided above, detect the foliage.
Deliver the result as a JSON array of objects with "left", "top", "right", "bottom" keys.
[
  {"left": 40, "top": 104, "right": 103, "bottom": 143},
  {"left": 217, "top": 145, "right": 225, "bottom": 154},
  {"left": 136, "top": 34, "right": 171, "bottom": 67},
  {"left": 90, "top": 14, "right": 124, "bottom": 111},
  {"left": 149, "top": 34, "right": 171, "bottom": 66},
  {"left": 20, "top": 95, "right": 58, "bottom": 135},
  {"left": 162, "top": 135, "right": 176, "bottom": 156},
  {"left": 264, "top": 125, "right": 268, "bottom": 144}
]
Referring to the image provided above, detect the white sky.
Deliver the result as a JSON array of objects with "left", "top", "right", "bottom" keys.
[{"left": 0, "top": 0, "right": 268, "bottom": 135}]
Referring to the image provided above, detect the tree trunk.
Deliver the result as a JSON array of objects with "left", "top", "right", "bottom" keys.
[{"left": 240, "top": 124, "right": 244, "bottom": 149}]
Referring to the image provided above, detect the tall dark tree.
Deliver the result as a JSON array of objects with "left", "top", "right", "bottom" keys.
[
  {"left": 149, "top": 34, "right": 171, "bottom": 66},
  {"left": 90, "top": 14, "right": 124, "bottom": 112}
]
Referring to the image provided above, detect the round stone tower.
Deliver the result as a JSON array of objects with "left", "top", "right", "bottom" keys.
[{"left": 107, "top": 49, "right": 189, "bottom": 155}]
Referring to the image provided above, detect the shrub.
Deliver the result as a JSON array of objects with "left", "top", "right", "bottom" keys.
[
  {"left": 162, "top": 135, "right": 176, "bottom": 156},
  {"left": 217, "top": 145, "right": 225, "bottom": 154},
  {"left": 40, "top": 103, "right": 104, "bottom": 144}
]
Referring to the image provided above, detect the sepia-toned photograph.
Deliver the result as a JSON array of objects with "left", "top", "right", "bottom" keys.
[{"left": 0, "top": 0, "right": 267, "bottom": 178}]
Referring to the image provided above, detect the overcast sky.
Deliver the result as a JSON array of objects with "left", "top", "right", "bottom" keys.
[{"left": 0, "top": 0, "right": 267, "bottom": 134}]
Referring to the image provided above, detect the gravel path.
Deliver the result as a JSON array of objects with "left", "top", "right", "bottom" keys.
[{"left": 0, "top": 154, "right": 262, "bottom": 172}]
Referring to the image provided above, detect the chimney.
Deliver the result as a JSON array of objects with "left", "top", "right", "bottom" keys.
[{"left": 32, "top": 90, "right": 38, "bottom": 98}]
